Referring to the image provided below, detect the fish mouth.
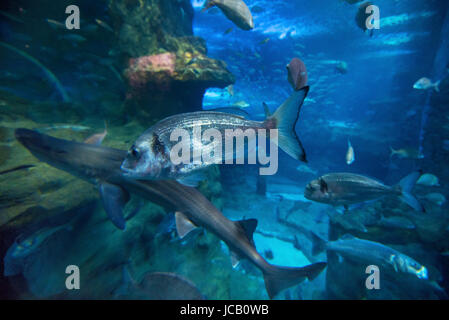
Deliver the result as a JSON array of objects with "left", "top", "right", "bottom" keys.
[{"left": 120, "top": 163, "right": 140, "bottom": 177}]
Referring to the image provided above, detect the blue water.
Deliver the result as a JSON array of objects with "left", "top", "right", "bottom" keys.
[{"left": 0, "top": 0, "right": 448, "bottom": 300}]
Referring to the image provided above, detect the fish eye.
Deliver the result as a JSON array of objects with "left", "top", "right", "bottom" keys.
[{"left": 130, "top": 146, "right": 140, "bottom": 159}]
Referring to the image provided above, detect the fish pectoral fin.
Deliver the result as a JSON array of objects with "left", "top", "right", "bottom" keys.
[
  {"left": 230, "top": 250, "right": 241, "bottom": 269},
  {"left": 175, "top": 211, "right": 198, "bottom": 239},
  {"left": 176, "top": 171, "right": 207, "bottom": 187},
  {"left": 99, "top": 183, "right": 130, "bottom": 230},
  {"left": 237, "top": 218, "right": 258, "bottom": 247}
]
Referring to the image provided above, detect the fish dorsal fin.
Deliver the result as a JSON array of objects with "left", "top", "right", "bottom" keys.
[
  {"left": 175, "top": 211, "right": 198, "bottom": 239},
  {"left": 319, "top": 178, "right": 328, "bottom": 193},
  {"left": 209, "top": 107, "right": 250, "bottom": 118},
  {"left": 176, "top": 171, "right": 206, "bottom": 187},
  {"left": 262, "top": 102, "right": 271, "bottom": 118},
  {"left": 230, "top": 250, "right": 241, "bottom": 268},
  {"left": 84, "top": 120, "right": 108, "bottom": 145},
  {"left": 238, "top": 218, "right": 258, "bottom": 247},
  {"left": 99, "top": 182, "right": 130, "bottom": 230},
  {"left": 340, "top": 233, "right": 355, "bottom": 240}
]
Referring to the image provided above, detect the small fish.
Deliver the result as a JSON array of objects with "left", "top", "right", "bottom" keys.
[
  {"left": 84, "top": 122, "right": 108, "bottom": 146},
  {"left": 264, "top": 249, "right": 274, "bottom": 260},
  {"left": 202, "top": 0, "right": 254, "bottom": 30},
  {"left": 121, "top": 88, "right": 310, "bottom": 182},
  {"left": 259, "top": 38, "right": 270, "bottom": 45},
  {"left": 413, "top": 77, "right": 440, "bottom": 92},
  {"left": 355, "top": 2, "right": 375, "bottom": 36},
  {"left": 46, "top": 18, "right": 66, "bottom": 29},
  {"left": 287, "top": 57, "right": 308, "bottom": 91},
  {"left": 335, "top": 61, "right": 348, "bottom": 74},
  {"left": 251, "top": 5, "right": 265, "bottom": 13},
  {"left": 346, "top": 139, "right": 355, "bottom": 165},
  {"left": 390, "top": 147, "right": 424, "bottom": 160},
  {"left": 424, "top": 193, "right": 446, "bottom": 206},
  {"left": 417, "top": 173, "right": 440, "bottom": 187},
  {"left": 296, "top": 164, "right": 317, "bottom": 175},
  {"left": 304, "top": 171, "right": 425, "bottom": 212},
  {"left": 95, "top": 19, "right": 114, "bottom": 32},
  {"left": 324, "top": 234, "right": 428, "bottom": 280},
  {"left": 223, "top": 27, "right": 234, "bottom": 35},
  {"left": 233, "top": 100, "right": 250, "bottom": 108}
]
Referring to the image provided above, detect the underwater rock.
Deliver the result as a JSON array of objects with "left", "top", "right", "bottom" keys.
[{"left": 109, "top": 0, "right": 235, "bottom": 121}]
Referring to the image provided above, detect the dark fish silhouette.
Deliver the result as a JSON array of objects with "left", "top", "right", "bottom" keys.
[{"left": 355, "top": 2, "right": 374, "bottom": 36}]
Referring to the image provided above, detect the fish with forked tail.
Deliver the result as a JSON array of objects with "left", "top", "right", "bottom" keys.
[
  {"left": 14, "top": 128, "right": 327, "bottom": 299},
  {"left": 121, "top": 87, "right": 310, "bottom": 184},
  {"left": 304, "top": 171, "right": 425, "bottom": 212}
]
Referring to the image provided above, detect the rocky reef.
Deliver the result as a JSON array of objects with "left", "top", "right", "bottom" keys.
[
  {"left": 109, "top": 0, "right": 235, "bottom": 121},
  {"left": 0, "top": 0, "right": 233, "bottom": 299}
]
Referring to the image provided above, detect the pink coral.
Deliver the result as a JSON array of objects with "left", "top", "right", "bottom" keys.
[{"left": 126, "top": 53, "right": 176, "bottom": 91}]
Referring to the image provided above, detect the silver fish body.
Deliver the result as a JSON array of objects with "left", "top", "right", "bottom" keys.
[
  {"left": 327, "top": 236, "right": 428, "bottom": 279},
  {"left": 122, "top": 112, "right": 266, "bottom": 180},
  {"left": 206, "top": 0, "right": 254, "bottom": 30},
  {"left": 305, "top": 173, "right": 397, "bottom": 207}
]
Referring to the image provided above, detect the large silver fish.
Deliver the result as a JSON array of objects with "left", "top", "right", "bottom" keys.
[
  {"left": 121, "top": 87, "right": 310, "bottom": 183},
  {"left": 324, "top": 234, "right": 428, "bottom": 280},
  {"left": 15, "top": 128, "right": 326, "bottom": 299},
  {"left": 304, "top": 172, "right": 425, "bottom": 212},
  {"left": 203, "top": 0, "right": 254, "bottom": 30}
]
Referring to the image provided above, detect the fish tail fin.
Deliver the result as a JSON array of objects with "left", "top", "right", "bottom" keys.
[
  {"left": 435, "top": 80, "right": 441, "bottom": 92},
  {"left": 396, "top": 170, "right": 426, "bottom": 213},
  {"left": 202, "top": 0, "right": 215, "bottom": 12},
  {"left": 348, "top": 138, "right": 352, "bottom": 148},
  {"left": 263, "top": 262, "right": 326, "bottom": 299},
  {"left": 390, "top": 146, "right": 397, "bottom": 158},
  {"left": 268, "top": 86, "right": 309, "bottom": 162}
]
